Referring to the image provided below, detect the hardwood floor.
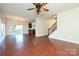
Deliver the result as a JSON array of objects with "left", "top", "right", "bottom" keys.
[{"left": 0, "top": 34, "right": 79, "bottom": 56}]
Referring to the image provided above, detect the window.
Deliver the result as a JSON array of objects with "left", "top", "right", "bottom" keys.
[
  {"left": 0, "top": 19, "right": 5, "bottom": 41},
  {"left": 12, "top": 25, "right": 23, "bottom": 35}
]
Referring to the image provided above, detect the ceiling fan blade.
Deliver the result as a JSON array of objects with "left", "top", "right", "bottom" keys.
[
  {"left": 43, "top": 8, "right": 49, "bottom": 12},
  {"left": 33, "top": 3, "right": 47, "bottom": 7},
  {"left": 41, "top": 3, "right": 47, "bottom": 6},
  {"left": 33, "top": 3, "right": 37, "bottom": 5},
  {"left": 27, "top": 8, "right": 35, "bottom": 10}
]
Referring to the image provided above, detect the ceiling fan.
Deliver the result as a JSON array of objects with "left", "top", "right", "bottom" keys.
[{"left": 27, "top": 3, "right": 49, "bottom": 14}]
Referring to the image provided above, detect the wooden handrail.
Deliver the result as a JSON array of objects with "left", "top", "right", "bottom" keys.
[
  {"left": 48, "top": 22, "right": 57, "bottom": 34},
  {"left": 48, "top": 22, "right": 57, "bottom": 30}
]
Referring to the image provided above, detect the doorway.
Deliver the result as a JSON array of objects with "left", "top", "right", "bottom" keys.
[{"left": 28, "top": 23, "right": 35, "bottom": 35}]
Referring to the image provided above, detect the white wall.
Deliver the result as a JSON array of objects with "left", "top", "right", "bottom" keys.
[
  {"left": 5, "top": 18, "right": 28, "bottom": 35},
  {"left": 35, "top": 17, "right": 48, "bottom": 37},
  {"left": 49, "top": 7, "right": 79, "bottom": 44},
  {"left": 32, "top": 22, "right": 35, "bottom": 29},
  {"left": 22, "top": 21, "right": 28, "bottom": 34}
]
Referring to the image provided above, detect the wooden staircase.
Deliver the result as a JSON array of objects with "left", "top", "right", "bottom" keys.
[{"left": 48, "top": 22, "right": 57, "bottom": 35}]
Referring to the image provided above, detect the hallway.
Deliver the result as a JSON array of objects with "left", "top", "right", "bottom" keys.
[{"left": 0, "top": 34, "right": 79, "bottom": 56}]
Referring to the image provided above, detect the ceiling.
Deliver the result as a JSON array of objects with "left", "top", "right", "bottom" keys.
[{"left": 0, "top": 3, "right": 79, "bottom": 21}]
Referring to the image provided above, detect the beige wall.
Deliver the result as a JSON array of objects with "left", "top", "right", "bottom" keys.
[
  {"left": 48, "top": 19, "right": 56, "bottom": 28},
  {"left": 5, "top": 18, "right": 28, "bottom": 35}
]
